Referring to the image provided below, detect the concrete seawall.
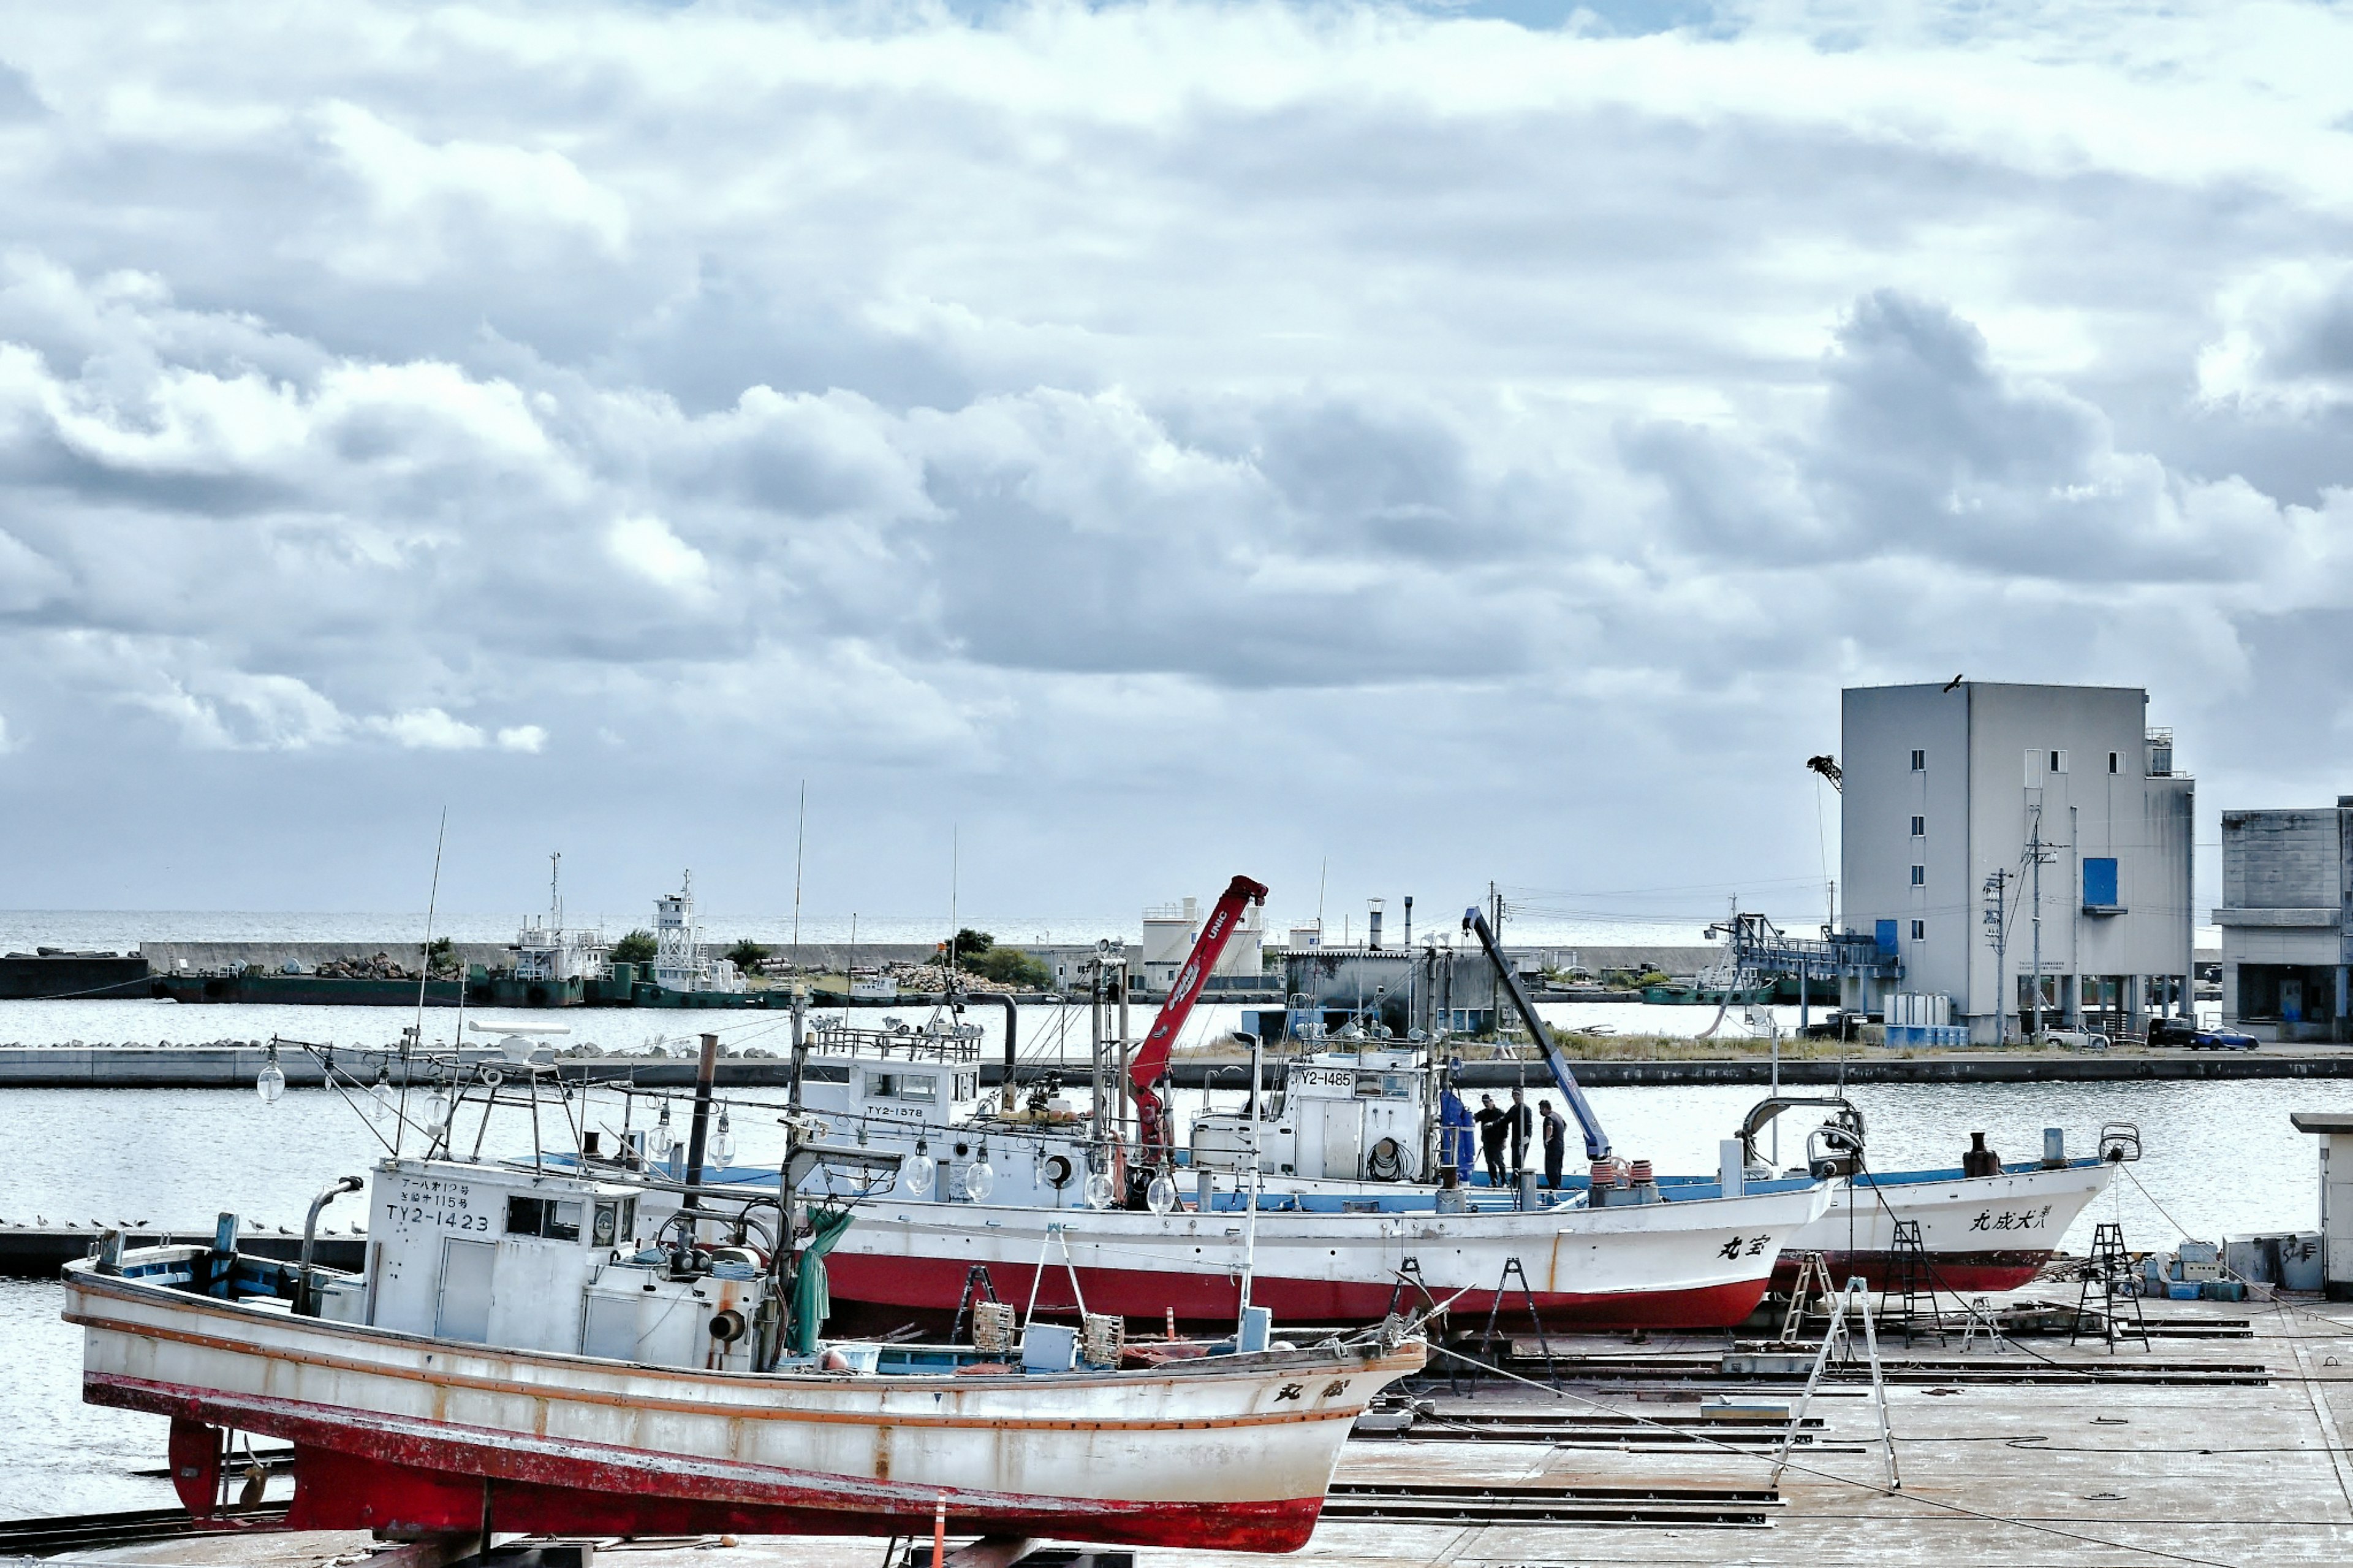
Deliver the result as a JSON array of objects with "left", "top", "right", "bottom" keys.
[{"left": 7, "top": 1045, "right": 2353, "bottom": 1090}]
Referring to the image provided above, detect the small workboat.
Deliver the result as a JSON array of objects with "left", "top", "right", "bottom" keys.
[{"left": 64, "top": 1037, "right": 1423, "bottom": 1553}]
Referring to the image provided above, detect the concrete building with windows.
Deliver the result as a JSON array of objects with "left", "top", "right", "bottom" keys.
[
  {"left": 1137, "top": 895, "right": 1266, "bottom": 994},
  {"left": 1841, "top": 681, "right": 2196, "bottom": 1043},
  {"left": 2214, "top": 801, "right": 2353, "bottom": 1041}
]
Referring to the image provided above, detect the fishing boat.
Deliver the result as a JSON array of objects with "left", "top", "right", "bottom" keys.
[
  {"left": 786, "top": 885, "right": 2123, "bottom": 1323},
  {"left": 778, "top": 884, "right": 1833, "bottom": 1331},
  {"left": 64, "top": 1037, "right": 1423, "bottom": 1553}
]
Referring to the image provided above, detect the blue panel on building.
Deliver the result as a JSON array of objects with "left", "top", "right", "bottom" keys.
[
  {"left": 2083, "top": 857, "right": 2119, "bottom": 907},
  {"left": 1875, "top": 918, "right": 1898, "bottom": 954}
]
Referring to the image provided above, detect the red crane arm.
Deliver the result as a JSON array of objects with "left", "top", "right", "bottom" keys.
[{"left": 1130, "top": 874, "right": 1268, "bottom": 1162}]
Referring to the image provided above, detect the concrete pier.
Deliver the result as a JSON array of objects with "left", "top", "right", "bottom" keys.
[{"left": 17, "top": 1286, "right": 2353, "bottom": 1566}]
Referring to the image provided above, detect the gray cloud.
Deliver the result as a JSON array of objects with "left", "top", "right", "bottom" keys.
[{"left": 0, "top": 0, "right": 2344, "bottom": 920}]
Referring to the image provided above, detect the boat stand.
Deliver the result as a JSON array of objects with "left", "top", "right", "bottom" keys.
[
  {"left": 1464, "top": 1256, "right": 1559, "bottom": 1394},
  {"left": 1878, "top": 1219, "right": 1946, "bottom": 1346},
  {"left": 2071, "top": 1220, "right": 2151, "bottom": 1353},
  {"left": 899, "top": 1540, "right": 1130, "bottom": 1567},
  {"left": 1771, "top": 1277, "right": 1899, "bottom": 1491},
  {"left": 949, "top": 1264, "right": 1002, "bottom": 1345}
]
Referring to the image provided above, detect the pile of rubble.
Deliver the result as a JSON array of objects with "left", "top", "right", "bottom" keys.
[
  {"left": 305, "top": 952, "right": 459, "bottom": 980},
  {"left": 881, "top": 960, "right": 1025, "bottom": 995}
]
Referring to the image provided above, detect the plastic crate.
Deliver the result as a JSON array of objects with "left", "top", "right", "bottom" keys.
[
  {"left": 2200, "top": 1279, "right": 2246, "bottom": 1303},
  {"left": 2166, "top": 1282, "right": 2202, "bottom": 1301}
]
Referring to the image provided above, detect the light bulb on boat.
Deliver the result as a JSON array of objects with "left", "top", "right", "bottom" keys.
[
  {"left": 650, "top": 1104, "right": 675, "bottom": 1159},
  {"left": 964, "top": 1161, "right": 995, "bottom": 1201},
  {"left": 368, "top": 1067, "right": 394, "bottom": 1122},
  {"left": 1145, "top": 1172, "right": 1177, "bottom": 1215},
  {"left": 712, "top": 1106, "right": 735, "bottom": 1165},
  {"left": 1084, "top": 1172, "right": 1114, "bottom": 1210},
  {"left": 903, "top": 1152, "right": 936, "bottom": 1197},
  {"left": 255, "top": 1047, "right": 286, "bottom": 1106},
  {"left": 425, "top": 1088, "right": 451, "bottom": 1138}
]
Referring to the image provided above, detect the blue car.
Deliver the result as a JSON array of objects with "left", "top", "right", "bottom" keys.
[{"left": 2188, "top": 1025, "right": 2259, "bottom": 1051}]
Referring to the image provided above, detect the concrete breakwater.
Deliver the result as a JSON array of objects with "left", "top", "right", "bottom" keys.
[{"left": 8, "top": 1043, "right": 2353, "bottom": 1089}]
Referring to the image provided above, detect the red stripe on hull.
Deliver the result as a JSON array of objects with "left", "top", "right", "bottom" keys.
[
  {"left": 88, "top": 1375, "right": 1326, "bottom": 1553},
  {"left": 825, "top": 1252, "right": 1773, "bottom": 1331},
  {"left": 1771, "top": 1250, "right": 2054, "bottom": 1293}
]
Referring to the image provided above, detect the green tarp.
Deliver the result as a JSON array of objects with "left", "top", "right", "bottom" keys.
[{"left": 789, "top": 1205, "right": 855, "bottom": 1355}]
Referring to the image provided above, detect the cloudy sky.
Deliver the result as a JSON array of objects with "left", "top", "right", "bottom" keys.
[{"left": 0, "top": 0, "right": 2343, "bottom": 934}]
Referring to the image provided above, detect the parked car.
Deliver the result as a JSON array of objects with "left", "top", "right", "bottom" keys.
[
  {"left": 2187, "top": 1025, "right": 2259, "bottom": 1051},
  {"left": 2040, "top": 1027, "right": 2111, "bottom": 1051},
  {"left": 2146, "top": 1017, "right": 2200, "bottom": 1048}
]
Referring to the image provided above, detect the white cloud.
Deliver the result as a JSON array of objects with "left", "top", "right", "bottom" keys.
[
  {"left": 496, "top": 724, "right": 547, "bottom": 752},
  {"left": 367, "top": 708, "right": 485, "bottom": 749},
  {"left": 604, "top": 513, "right": 713, "bottom": 598}
]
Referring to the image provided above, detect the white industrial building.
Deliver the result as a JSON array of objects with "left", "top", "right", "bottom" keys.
[
  {"left": 1139, "top": 895, "right": 1265, "bottom": 992},
  {"left": 2215, "top": 801, "right": 2353, "bottom": 1042},
  {"left": 1841, "top": 681, "right": 2195, "bottom": 1043}
]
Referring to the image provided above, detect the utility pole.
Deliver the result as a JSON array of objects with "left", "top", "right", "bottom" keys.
[
  {"left": 1982, "top": 868, "right": 2010, "bottom": 1046},
  {"left": 2025, "top": 804, "right": 2057, "bottom": 1039}
]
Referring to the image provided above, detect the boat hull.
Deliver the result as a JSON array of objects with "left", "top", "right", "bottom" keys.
[
  {"left": 67, "top": 1260, "right": 1419, "bottom": 1553},
  {"left": 1774, "top": 1160, "right": 2116, "bottom": 1292},
  {"left": 822, "top": 1184, "right": 1832, "bottom": 1332}
]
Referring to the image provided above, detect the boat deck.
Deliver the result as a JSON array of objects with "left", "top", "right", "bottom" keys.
[{"left": 32, "top": 1284, "right": 2353, "bottom": 1567}]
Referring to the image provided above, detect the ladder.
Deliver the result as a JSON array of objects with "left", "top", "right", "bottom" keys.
[
  {"left": 2071, "top": 1221, "right": 2150, "bottom": 1352},
  {"left": 1771, "top": 1276, "right": 1900, "bottom": 1492},
  {"left": 1779, "top": 1252, "right": 1837, "bottom": 1343}
]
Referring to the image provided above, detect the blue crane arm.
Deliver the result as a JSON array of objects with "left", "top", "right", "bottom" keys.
[{"left": 1461, "top": 906, "right": 1610, "bottom": 1161}]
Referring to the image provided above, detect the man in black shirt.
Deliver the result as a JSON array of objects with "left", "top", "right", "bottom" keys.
[
  {"left": 1539, "top": 1099, "right": 1568, "bottom": 1189},
  {"left": 1474, "top": 1094, "right": 1508, "bottom": 1187},
  {"left": 1506, "top": 1086, "right": 1535, "bottom": 1178}
]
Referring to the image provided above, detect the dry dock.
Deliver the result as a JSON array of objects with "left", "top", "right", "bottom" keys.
[{"left": 17, "top": 1283, "right": 2353, "bottom": 1568}]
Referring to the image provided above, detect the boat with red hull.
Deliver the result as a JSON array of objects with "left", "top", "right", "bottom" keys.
[{"left": 65, "top": 1142, "right": 1424, "bottom": 1553}]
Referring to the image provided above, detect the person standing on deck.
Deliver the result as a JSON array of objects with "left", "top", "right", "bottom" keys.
[
  {"left": 1474, "top": 1094, "right": 1508, "bottom": 1186},
  {"left": 1506, "top": 1085, "right": 1534, "bottom": 1178},
  {"left": 1438, "top": 1080, "right": 1476, "bottom": 1183},
  {"left": 1539, "top": 1100, "right": 1567, "bottom": 1189}
]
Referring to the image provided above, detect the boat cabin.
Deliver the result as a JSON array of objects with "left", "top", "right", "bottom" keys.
[{"left": 362, "top": 1154, "right": 776, "bottom": 1371}]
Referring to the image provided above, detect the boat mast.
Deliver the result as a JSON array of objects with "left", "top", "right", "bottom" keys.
[{"left": 400, "top": 808, "right": 448, "bottom": 1157}]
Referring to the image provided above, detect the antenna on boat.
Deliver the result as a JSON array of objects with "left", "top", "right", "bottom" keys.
[
  {"left": 790, "top": 781, "right": 806, "bottom": 974},
  {"left": 400, "top": 808, "right": 449, "bottom": 1156}
]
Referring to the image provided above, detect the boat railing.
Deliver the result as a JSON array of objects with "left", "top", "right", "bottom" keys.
[{"left": 808, "top": 1022, "right": 983, "bottom": 1063}]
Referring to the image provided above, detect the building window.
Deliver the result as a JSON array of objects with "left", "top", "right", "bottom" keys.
[
  {"left": 1909, "top": 749, "right": 1925, "bottom": 771},
  {"left": 1910, "top": 815, "right": 1925, "bottom": 837},
  {"left": 1911, "top": 920, "right": 1925, "bottom": 941},
  {"left": 2049, "top": 749, "right": 2067, "bottom": 774},
  {"left": 1909, "top": 864, "right": 1925, "bottom": 887},
  {"left": 2109, "top": 751, "right": 2121, "bottom": 774}
]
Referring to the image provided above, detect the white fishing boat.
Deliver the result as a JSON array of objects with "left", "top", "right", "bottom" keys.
[
  {"left": 1559, "top": 1100, "right": 2124, "bottom": 1292},
  {"left": 776, "top": 884, "right": 1834, "bottom": 1331},
  {"left": 64, "top": 1036, "right": 1423, "bottom": 1553}
]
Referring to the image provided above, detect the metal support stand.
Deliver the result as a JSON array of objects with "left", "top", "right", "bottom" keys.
[
  {"left": 1468, "top": 1257, "right": 1559, "bottom": 1393},
  {"left": 1879, "top": 1219, "right": 1945, "bottom": 1346},
  {"left": 1779, "top": 1251, "right": 1836, "bottom": 1343},
  {"left": 949, "top": 1265, "right": 1001, "bottom": 1346},
  {"left": 1385, "top": 1257, "right": 1439, "bottom": 1324},
  {"left": 1772, "top": 1278, "right": 1899, "bottom": 1491},
  {"left": 2071, "top": 1221, "right": 2150, "bottom": 1353}
]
